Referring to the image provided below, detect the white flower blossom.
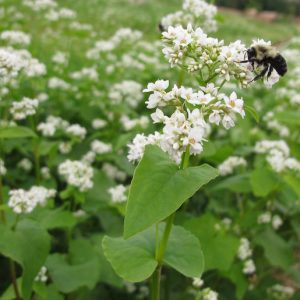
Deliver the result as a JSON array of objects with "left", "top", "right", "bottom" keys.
[
  {"left": 10, "top": 97, "right": 38, "bottom": 120},
  {"left": 58, "top": 160, "right": 94, "bottom": 192},
  {"left": 108, "top": 185, "right": 127, "bottom": 203},
  {"left": 8, "top": 186, "right": 56, "bottom": 214}
]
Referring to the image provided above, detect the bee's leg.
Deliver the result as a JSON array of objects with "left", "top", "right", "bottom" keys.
[
  {"left": 249, "top": 65, "right": 269, "bottom": 83},
  {"left": 267, "top": 66, "right": 274, "bottom": 79}
]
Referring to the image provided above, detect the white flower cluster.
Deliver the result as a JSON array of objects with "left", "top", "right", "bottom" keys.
[
  {"left": 45, "top": 8, "right": 77, "bottom": 22},
  {"left": 48, "top": 77, "right": 71, "bottom": 90},
  {"left": 218, "top": 156, "right": 247, "bottom": 176},
  {"left": 8, "top": 186, "right": 56, "bottom": 214},
  {"left": 86, "top": 28, "right": 142, "bottom": 60},
  {"left": 58, "top": 160, "right": 94, "bottom": 192},
  {"left": 162, "top": 25, "right": 253, "bottom": 87},
  {"left": 91, "top": 140, "right": 112, "bottom": 155},
  {"left": 102, "top": 163, "right": 126, "bottom": 182},
  {"left": 255, "top": 140, "right": 300, "bottom": 173},
  {"left": 257, "top": 212, "right": 283, "bottom": 230},
  {"left": 267, "top": 284, "right": 295, "bottom": 300},
  {"left": 70, "top": 67, "right": 98, "bottom": 81},
  {"left": 237, "top": 238, "right": 256, "bottom": 275},
  {"left": 0, "top": 159, "right": 7, "bottom": 176},
  {"left": 35, "top": 266, "right": 48, "bottom": 283},
  {"left": 92, "top": 118, "right": 107, "bottom": 129},
  {"left": 120, "top": 115, "right": 149, "bottom": 131},
  {"left": 23, "top": 0, "right": 57, "bottom": 11},
  {"left": 18, "top": 158, "right": 33, "bottom": 171},
  {"left": 10, "top": 97, "right": 39, "bottom": 120},
  {"left": 2, "top": 48, "right": 47, "bottom": 79},
  {"left": 37, "top": 115, "right": 69, "bottom": 137},
  {"left": 263, "top": 112, "right": 289, "bottom": 137},
  {"left": 200, "top": 288, "right": 218, "bottom": 300},
  {"left": 66, "top": 124, "right": 87, "bottom": 141},
  {"left": 0, "top": 48, "right": 23, "bottom": 83},
  {"left": 192, "top": 277, "right": 204, "bottom": 288},
  {"left": 109, "top": 80, "right": 143, "bottom": 108},
  {"left": 128, "top": 79, "right": 245, "bottom": 164},
  {"left": 161, "top": 0, "right": 217, "bottom": 33},
  {"left": 108, "top": 184, "right": 127, "bottom": 203},
  {"left": 52, "top": 51, "right": 68, "bottom": 65},
  {"left": 0, "top": 30, "right": 31, "bottom": 46}
]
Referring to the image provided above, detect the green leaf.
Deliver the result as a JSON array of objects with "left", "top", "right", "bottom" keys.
[
  {"left": 102, "top": 229, "right": 157, "bottom": 282},
  {"left": 184, "top": 215, "right": 239, "bottom": 272},
  {"left": 0, "top": 126, "right": 37, "bottom": 139},
  {"left": 103, "top": 224, "right": 204, "bottom": 282},
  {"left": 32, "top": 208, "right": 77, "bottom": 229},
  {"left": 211, "top": 174, "right": 252, "bottom": 193},
  {"left": 124, "top": 145, "right": 218, "bottom": 238},
  {"left": 250, "top": 168, "right": 279, "bottom": 197},
  {"left": 0, "top": 220, "right": 50, "bottom": 300},
  {"left": 254, "top": 227, "right": 294, "bottom": 268},
  {"left": 283, "top": 174, "right": 300, "bottom": 197},
  {"left": 46, "top": 239, "right": 100, "bottom": 293},
  {"left": 0, "top": 278, "right": 22, "bottom": 300},
  {"left": 245, "top": 105, "right": 259, "bottom": 123}
]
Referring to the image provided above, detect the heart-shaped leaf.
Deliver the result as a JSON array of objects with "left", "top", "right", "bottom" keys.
[{"left": 124, "top": 145, "right": 218, "bottom": 238}]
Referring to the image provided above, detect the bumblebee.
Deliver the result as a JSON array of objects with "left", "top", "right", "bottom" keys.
[{"left": 240, "top": 42, "right": 287, "bottom": 82}]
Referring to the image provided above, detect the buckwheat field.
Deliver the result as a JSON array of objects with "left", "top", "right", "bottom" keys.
[{"left": 0, "top": 0, "right": 300, "bottom": 299}]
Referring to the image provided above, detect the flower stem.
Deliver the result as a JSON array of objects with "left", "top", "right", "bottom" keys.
[
  {"left": 9, "top": 259, "right": 21, "bottom": 300},
  {"left": 151, "top": 266, "right": 161, "bottom": 300},
  {"left": 29, "top": 117, "right": 41, "bottom": 184}
]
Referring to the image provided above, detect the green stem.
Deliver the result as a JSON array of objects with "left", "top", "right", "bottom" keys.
[
  {"left": 151, "top": 266, "right": 161, "bottom": 300},
  {"left": 155, "top": 213, "right": 175, "bottom": 264},
  {"left": 9, "top": 259, "right": 21, "bottom": 300}
]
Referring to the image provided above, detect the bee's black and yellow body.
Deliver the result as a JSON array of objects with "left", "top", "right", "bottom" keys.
[{"left": 241, "top": 44, "right": 287, "bottom": 82}]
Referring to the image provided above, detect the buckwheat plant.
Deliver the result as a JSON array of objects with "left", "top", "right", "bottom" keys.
[{"left": 102, "top": 22, "right": 269, "bottom": 300}]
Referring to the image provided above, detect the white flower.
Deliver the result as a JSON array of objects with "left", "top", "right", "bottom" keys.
[
  {"left": 10, "top": 97, "right": 39, "bottom": 120},
  {"left": 143, "top": 80, "right": 169, "bottom": 92},
  {"left": 66, "top": 124, "right": 87, "bottom": 141},
  {"left": 8, "top": 186, "right": 56, "bottom": 214},
  {"left": 218, "top": 156, "right": 247, "bottom": 176},
  {"left": 202, "top": 288, "right": 218, "bottom": 300},
  {"left": 238, "top": 238, "right": 252, "bottom": 261},
  {"left": 264, "top": 70, "right": 280, "bottom": 88},
  {"left": 0, "top": 159, "right": 7, "bottom": 176},
  {"left": 268, "top": 284, "right": 295, "bottom": 300},
  {"left": 258, "top": 212, "right": 272, "bottom": 224},
  {"left": 127, "top": 134, "right": 150, "bottom": 162},
  {"left": 192, "top": 277, "right": 203, "bottom": 288},
  {"left": 272, "top": 215, "right": 283, "bottom": 230},
  {"left": 222, "top": 114, "right": 235, "bottom": 129},
  {"left": 102, "top": 163, "right": 126, "bottom": 182},
  {"left": 35, "top": 266, "right": 48, "bottom": 283},
  {"left": 223, "top": 92, "right": 245, "bottom": 117},
  {"left": 41, "top": 167, "right": 51, "bottom": 179},
  {"left": 92, "top": 118, "right": 107, "bottom": 129},
  {"left": 209, "top": 110, "right": 222, "bottom": 125},
  {"left": 151, "top": 108, "right": 166, "bottom": 123},
  {"left": 59, "top": 142, "right": 72, "bottom": 154},
  {"left": 37, "top": 122, "right": 56, "bottom": 136},
  {"left": 58, "top": 160, "right": 94, "bottom": 192},
  {"left": 0, "top": 30, "right": 31, "bottom": 46},
  {"left": 18, "top": 158, "right": 32, "bottom": 171},
  {"left": 108, "top": 185, "right": 127, "bottom": 203},
  {"left": 243, "top": 259, "right": 256, "bottom": 275},
  {"left": 91, "top": 140, "right": 112, "bottom": 154}
]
